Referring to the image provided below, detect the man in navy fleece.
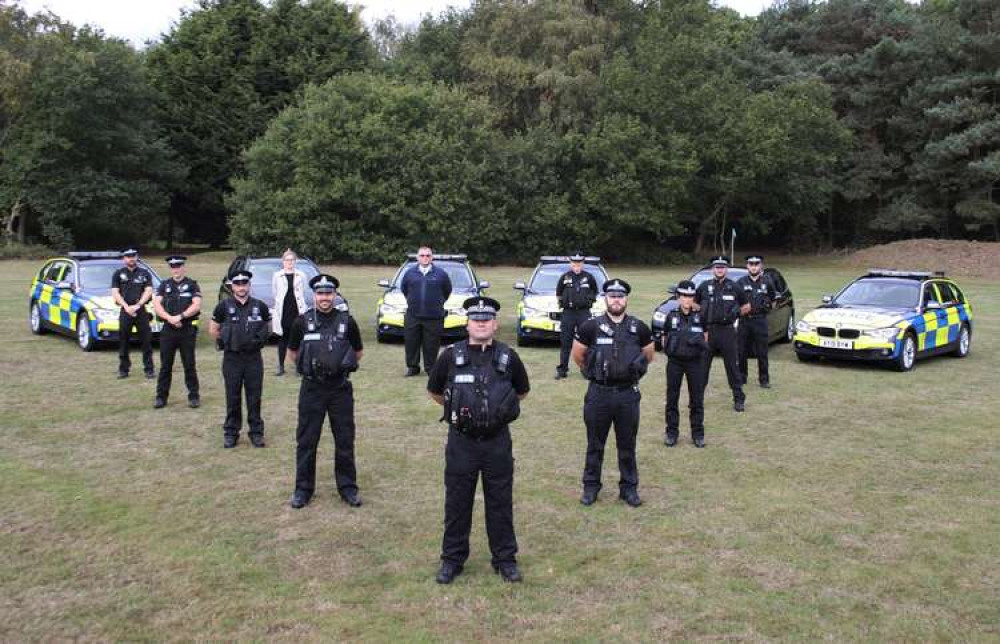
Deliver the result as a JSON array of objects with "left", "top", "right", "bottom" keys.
[{"left": 400, "top": 246, "right": 452, "bottom": 376}]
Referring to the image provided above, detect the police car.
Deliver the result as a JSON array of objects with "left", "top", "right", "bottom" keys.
[
  {"left": 375, "top": 253, "right": 490, "bottom": 343},
  {"left": 793, "top": 270, "right": 973, "bottom": 371},
  {"left": 28, "top": 252, "right": 163, "bottom": 351},
  {"left": 512, "top": 256, "right": 608, "bottom": 346},
  {"left": 651, "top": 265, "right": 795, "bottom": 351}
]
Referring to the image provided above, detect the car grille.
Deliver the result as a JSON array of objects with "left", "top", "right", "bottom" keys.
[{"left": 817, "top": 326, "right": 860, "bottom": 339}]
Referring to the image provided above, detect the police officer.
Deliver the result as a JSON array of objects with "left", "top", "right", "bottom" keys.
[
  {"left": 572, "top": 279, "right": 654, "bottom": 507},
  {"left": 152, "top": 255, "right": 201, "bottom": 409},
  {"left": 555, "top": 251, "right": 598, "bottom": 380},
  {"left": 286, "top": 274, "right": 365, "bottom": 510},
  {"left": 209, "top": 270, "right": 271, "bottom": 449},
  {"left": 111, "top": 247, "right": 155, "bottom": 379},
  {"left": 737, "top": 254, "right": 774, "bottom": 388},
  {"left": 663, "top": 280, "right": 709, "bottom": 448},
  {"left": 695, "top": 256, "right": 749, "bottom": 412},
  {"left": 400, "top": 246, "right": 452, "bottom": 377},
  {"left": 428, "top": 296, "right": 529, "bottom": 584}
]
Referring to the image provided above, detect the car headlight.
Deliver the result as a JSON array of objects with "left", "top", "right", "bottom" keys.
[
  {"left": 448, "top": 307, "right": 466, "bottom": 317},
  {"left": 522, "top": 306, "right": 546, "bottom": 318},
  {"left": 379, "top": 303, "right": 403, "bottom": 315},
  {"left": 863, "top": 327, "right": 899, "bottom": 341},
  {"left": 93, "top": 308, "right": 118, "bottom": 322},
  {"left": 795, "top": 320, "right": 815, "bottom": 333},
  {"left": 652, "top": 311, "right": 667, "bottom": 323}
]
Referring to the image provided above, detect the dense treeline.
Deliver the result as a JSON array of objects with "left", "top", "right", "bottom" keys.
[{"left": 1, "top": 0, "right": 997, "bottom": 260}]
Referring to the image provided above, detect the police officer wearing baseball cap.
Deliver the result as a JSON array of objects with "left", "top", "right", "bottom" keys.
[
  {"left": 695, "top": 256, "right": 749, "bottom": 412},
  {"left": 152, "top": 255, "right": 202, "bottom": 409},
  {"left": 662, "top": 280, "right": 709, "bottom": 447},
  {"left": 736, "top": 254, "right": 774, "bottom": 388},
  {"left": 209, "top": 270, "right": 272, "bottom": 448},
  {"left": 427, "top": 296, "right": 530, "bottom": 584},
  {"left": 554, "top": 251, "right": 598, "bottom": 380},
  {"left": 111, "top": 247, "right": 155, "bottom": 379},
  {"left": 571, "top": 279, "right": 655, "bottom": 507},
  {"left": 286, "top": 274, "right": 365, "bottom": 510}
]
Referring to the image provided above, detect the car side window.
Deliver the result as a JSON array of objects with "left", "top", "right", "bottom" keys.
[
  {"left": 935, "top": 282, "right": 957, "bottom": 306},
  {"left": 44, "top": 261, "right": 68, "bottom": 283},
  {"left": 38, "top": 262, "right": 54, "bottom": 281},
  {"left": 949, "top": 283, "right": 966, "bottom": 305},
  {"left": 922, "top": 283, "right": 942, "bottom": 307}
]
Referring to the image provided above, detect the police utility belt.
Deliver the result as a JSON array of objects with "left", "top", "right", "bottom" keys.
[
  {"left": 296, "top": 310, "right": 358, "bottom": 383},
  {"left": 220, "top": 300, "right": 268, "bottom": 353},
  {"left": 442, "top": 341, "right": 520, "bottom": 440},
  {"left": 584, "top": 316, "right": 648, "bottom": 385}
]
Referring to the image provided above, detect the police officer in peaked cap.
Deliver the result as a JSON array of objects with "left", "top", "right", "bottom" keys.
[
  {"left": 111, "top": 247, "right": 155, "bottom": 379},
  {"left": 209, "top": 270, "right": 272, "bottom": 448},
  {"left": 695, "top": 256, "right": 749, "bottom": 412},
  {"left": 286, "top": 274, "right": 365, "bottom": 510},
  {"left": 572, "top": 279, "right": 655, "bottom": 508},
  {"left": 736, "top": 254, "right": 775, "bottom": 388},
  {"left": 153, "top": 255, "right": 202, "bottom": 409},
  {"left": 662, "top": 280, "right": 709, "bottom": 447},
  {"left": 427, "top": 296, "right": 530, "bottom": 584},
  {"left": 555, "top": 251, "right": 598, "bottom": 380}
]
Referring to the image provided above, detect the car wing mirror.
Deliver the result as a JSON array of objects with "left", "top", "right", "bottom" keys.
[
  {"left": 478, "top": 279, "right": 490, "bottom": 289},
  {"left": 377, "top": 278, "right": 391, "bottom": 288},
  {"left": 56, "top": 280, "right": 73, "bottom": 290},
  {"left": 925, "top": 301, "right": 942, "bottom": 310},
  {"left": 821, "top": 294, "right": 833, "bottom": 304},
  {"left": 666, "top": 285, "right": 677, "bottom": 296},
  {"left": 513, "top": 281, "right": 526, "bottom": 291}
]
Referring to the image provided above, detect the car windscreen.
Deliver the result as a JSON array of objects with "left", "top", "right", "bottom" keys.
[
  {"left": 834, "top": 278, "right": 920, "bottom": 309},
  {"left": 248, "top": 259, "right": 319, "bottom": 300},
  {"left": 690, "top": 268, "right": 747, "bottom": 287},
  {"left": 79, "top": 261, "right": 160, "bottom": 293},
  {"left": 394, "top": 262, "right": 474, "bottom": 290},
  {"left": 529, "top": 264, "right": 607, "bottom": 293}
]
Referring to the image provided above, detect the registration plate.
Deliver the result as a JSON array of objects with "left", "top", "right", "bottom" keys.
[
  {"left": 553, "top": 321, "right": 561, "bottom": 332},
  {"left": 819, "top": 338, "right": 853, "bottom": 350}
]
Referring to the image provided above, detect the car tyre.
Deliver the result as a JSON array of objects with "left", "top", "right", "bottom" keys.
[
  {"left": 951, "top": 323, "right": 970, "bottom": 358},
  {"left": 29, "top": 301, "right": 48, "bottom": 335},
  {"left": 77, "top": 314, "right": 96, "bottom": 352},
  {"left": 894, "top": 332, "right": 917, "bottom": 372},
  {"left": 779, "top": 311, "right": 795, "bottom": 344}
]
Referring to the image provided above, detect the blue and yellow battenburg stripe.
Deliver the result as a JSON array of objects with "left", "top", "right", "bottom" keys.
[
  {"left": 30, "top": 279, "right": 87, "bottom": 331},
  {"left": 893, "top": 282, "right": 973, "bottom": 354}
]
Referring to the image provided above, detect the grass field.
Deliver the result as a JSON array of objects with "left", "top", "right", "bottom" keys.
[{"left": 1, "top": 253, "right": 997, "bottom": 640}]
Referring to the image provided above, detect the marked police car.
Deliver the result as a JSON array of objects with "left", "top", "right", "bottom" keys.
[
  {"left": 28, "top": 252, "right": 163, "bottom": 351},
  {"left": 375, "top": 253, "right": 490, "bottom": 343},
  {"left": 651, "top": 265, "right": 795, "bottom": 351},
  {"left": 794, "top": 270, "right": 973, "bottom": 371},
  {"left": 512, "top": 256, "right": 608, "bottom": 346}
]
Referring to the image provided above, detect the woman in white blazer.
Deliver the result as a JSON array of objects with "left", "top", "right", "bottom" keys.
[{"left": 272, "top": 249, "right": 308, "bottom": 375}]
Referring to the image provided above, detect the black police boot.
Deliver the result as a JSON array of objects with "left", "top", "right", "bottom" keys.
[
  {"left": 153, "top": 397, "right": 166, "bottom": 409},
  {"left": 664, "top": 434, "right": 678, "bottom": 447},
  {"left": 554, "top": 369, "right": 567, "bottom": 380},
  {"left": 435, "top": 561, "right": 463, "bottom": 584},
  {"left": 340, "top": 489, "right": 362, "bottom": 507},
  {"left": 250, "top": 434, "right": 266, "bottom": 448},
  {"left": 275, "top": 364, "right": 285, "bottom": 376},
  {"left": 580, "top": 489, "right": 598, "bottom": 506},
  {"left": 620, "top": 489, "right": 642, "bottom": 507},
  {"left": 693, "top": 437, "right": 706, "bottom": 448},
  {"left": 494, "top": 562, "right": 523, "bottom": 583},
  {"left": 734, "top": 400, "right": 745, "bottom": 412},
  {"left": 289, "top": 490, "right": 311, "bottom": 509},
  {"left": 760, "top": 380, "right": 771, "bottom": 389},
  {"left": 188, "top": 397, "right": 200, "bottom": 409},
  {"left": 405, "top": 367, "right": 420, "bottom": 377},
  {"left": 117, "top": 370, "right": 129, "bottom": 379},
  {"left": 223, "top": 435, "right": 238, "bottom": 449},
  {"left": 144, "top": 369, "right": 155, "bottom": 379}
]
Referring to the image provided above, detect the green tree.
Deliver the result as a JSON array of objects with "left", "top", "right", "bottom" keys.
[
  {"left": 0, "top": 3, "right": 182, "bottom": 249},
  {"left": 145, "top": 0, "right": 374, "bottom": 246}
]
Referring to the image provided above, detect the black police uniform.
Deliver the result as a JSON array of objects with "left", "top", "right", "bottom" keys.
[
  {"left": 112, "top": 257, "right": 155, "bottom": 377},
  {"left": 212, "top": 291, "right": 271, "bottom": 445},
  {"left": 427, "top": 323, "right": 529, "bottom": 576},
  {"left": 555, "top": 259, "right": 598, "bottom": 377},
  {"left": 736, "top": 266, "right": 774, "bottom": 386},
  {"left": 663, "top": 304, "right": 708, "bottom": 445},
  {"left": 576, "top": 287, "right": 652, "bottom": 502},
  {"left": 695, "top": 261, "right": 747, "bottom": 407},
  {"left": 287, "top": 302, "right": 364, "bottom": 505},
  {"left": 155, "top": 269, "right": 201, "bottom": 406}
]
